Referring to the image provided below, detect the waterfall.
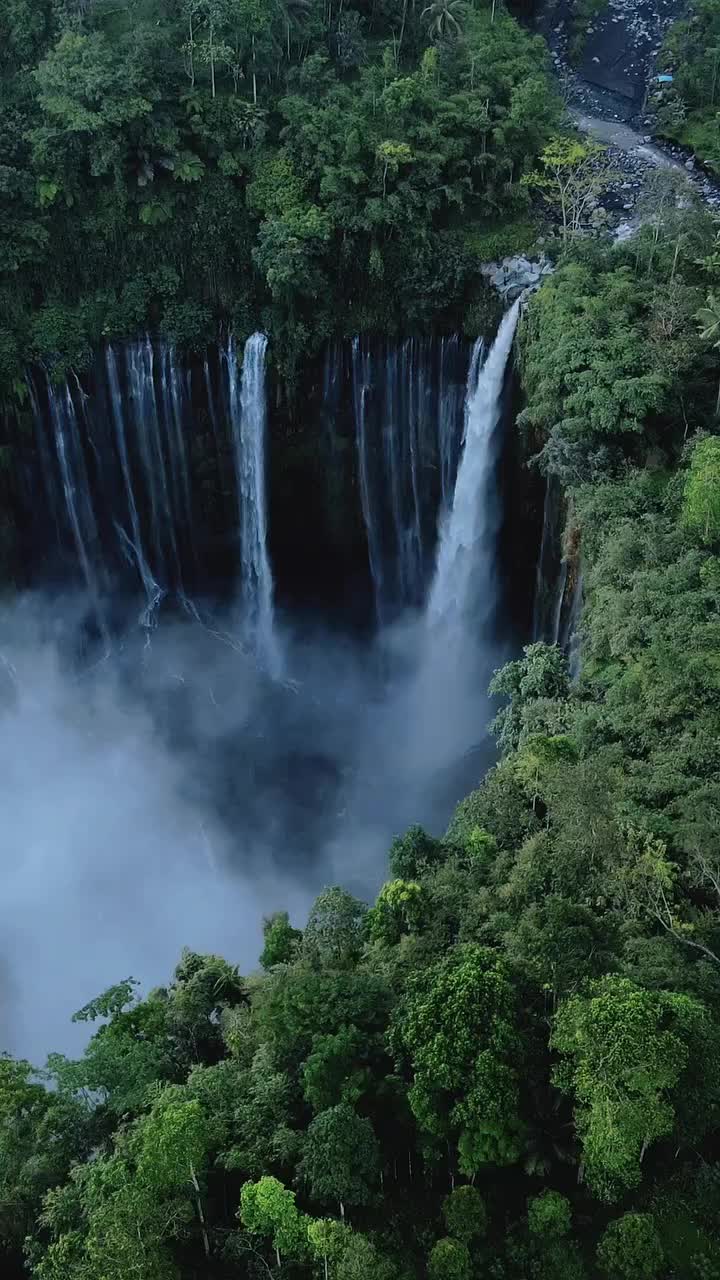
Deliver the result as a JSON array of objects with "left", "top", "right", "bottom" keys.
[
  {"left": 404, "top": 339, "right": 427, "bottom": 603},
  {"left": 564, "top": 569, "right": 584, "bottom": 681},
  {"left": 351, "top": 334, "right": 471, "bottom": 620},
  {"left": 46, "top": 381, "right": 106, "bottom": 631},
  {"left": 127, "top": 337, "right": 179, "bottom": 586},
  {"left": 23, "top": 329, "right": 488, "bottom": 650},
  {"left": 159, "top": 343, "right": 196, "bottom": 573},
  {"left": 106, "top": 346, "right": 165, "bottom": 626},
  {"left": 439, "top": 335, "right": 477, "bottom": 514},
  {"left": 427, "top": 301, "right": 520, "bottom": 629},
  {"left": 227, "top": 332, "right": 280, "bottom": 674},
  {"left": 392, "top": 309, "right": 518, "bottom": 802},
  {"left": 352, "top": 338, "right": 385, "bottom": 620},
  {"left": 28, "top": 376, "right": 65, "bottom": 543}
]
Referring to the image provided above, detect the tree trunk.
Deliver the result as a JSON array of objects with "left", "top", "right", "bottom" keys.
[
  {"left": 210, "top": 24, "right": 216, "bottom": 98},
  {"left": 188, "top": 12, "right": 195, "bottom": 87},
  {"left": 252, "top": 35, "right": 257, "bottom": 104},
  {"left": 189, "top": 1164, "right": 210, "bottom": 1259},
  {"left": 340, "top": 1200, "right": 345, "bottom": 1220},
  {"left": 397, "top": 0, "right": 408, "bottom": 59}
]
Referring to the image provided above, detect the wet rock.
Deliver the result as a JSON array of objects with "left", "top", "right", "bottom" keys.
[{"left": 480, "top": 255, "right": 554, "bottom": 300}]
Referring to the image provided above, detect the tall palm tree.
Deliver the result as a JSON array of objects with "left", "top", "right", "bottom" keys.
[
  {"left": 696, "top": 291, "right": 720, "bottom": 415},
  {"left": 420, "top": 0, "right": 467, "bottom": 42}
]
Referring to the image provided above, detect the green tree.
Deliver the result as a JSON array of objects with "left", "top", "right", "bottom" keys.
[
  {"left": 334, "top": 1229, "right": 395, "bottom": 1280},
  {"left": 683, "top": 435, "right": 720, "bottom": 543},
  {"left": 524, "top": 136, "right": 613, "bottom": 242},
  {"left": 47, "top": 980, "right": 174, "bottom": 1117},
  {"left": 302, "top": 1026, "right": 372, "bottom": 1112},
  {"left": 0, "top": 1057, "right": 88, "bottom": 1255},
  {"left": 300, "top": 1103, "right": 379, "bottom": 1218},
  {"left": 490, "top": 642, "right": 571, "bottom": 755},
  {"left": 375, "top": 140, "right": 413, "bottom": 199},
  {"left": 421, "top": 0, "right": 468, "bottom": 42},
  {"left": 368, "top": 879, "right": 425, "bottom": 944},
  {"left": 597, "top": 1213, "right": 665, "bottom": 1280},
  {"left": 552, "top": 976, "right": 714, "bottom": 1199},
  {"left": 527, "top": 1189, "right": 572, "bottom": 1238},
  {"left": 0, "top": 0, "right": 53, "bottom": 69},
  {"left": 239, "top": 1175, "right": 308, "bottom": 1266},
  {"left": 221, "top": 1044, "right": 297, "bottom": 1177},
  {"left": 302, "top": 888, "right": 368, "bottom": 970},
  {"left": 307, "top": 1217, "right": 351, "bottom": 1280},
  {"left": 32, "top": 30, "right": 155, "bottom": 190},
  {"left": 442, "top": 1185, "right": 487, "bottom": 1244},
  {"left": 428, "top": 1237, "right": 472, "bottom": 1280},
  {"left": 137, "top": 1095, "right": 212, "bottom": 1257},
  {"left": 389, "top": 825, "right": 445, "bottom": 879},
  {"left": 260, "top": 911, "right": 302, "bottom": 969},
  {"left": 696, "top": 292, "right": 720, "bottom": 413},
  {"left": 392, "top": 945, "right": 523, "bottom": 1172}
]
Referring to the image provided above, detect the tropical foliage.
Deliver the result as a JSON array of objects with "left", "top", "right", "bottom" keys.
[{"left": 0, "top": 0, "right": 560, "bottom": 394}]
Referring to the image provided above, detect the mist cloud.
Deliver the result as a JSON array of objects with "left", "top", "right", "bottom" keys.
[{"left": 0, "top": 591, "right": 500, "bottom": 1063}]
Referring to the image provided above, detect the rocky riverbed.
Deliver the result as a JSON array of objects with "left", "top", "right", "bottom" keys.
[{"left": 535, "top": 0, "right": 720, "bottom": 229}]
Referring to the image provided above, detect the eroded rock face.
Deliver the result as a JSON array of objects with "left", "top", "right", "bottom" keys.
[{"left": 480, "top": 255, "right": 554, "bottom": 300}]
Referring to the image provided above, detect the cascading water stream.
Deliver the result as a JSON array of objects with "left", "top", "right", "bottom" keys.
[
  {"left": 404, "top": 339, "right": 427, "bottom": 601},
  {"left": 439, "top": 335, "right": 476, "bottom": 515},
  {"left": 28, "top": 377, "right": 64, "bottom": 540},
  {"left": 427, "top": 301, "right": 521, "bottom": 631},
  {"left": 565, "top": 569, "right": 584, "bottom": 680},
  {"left": 382, "top": 306, "right": 520, "bottom": 819},
  {"left": 46, "top": 381, "right": 106, "bottom": 635},
  {"left": 106, "top": 346, "right": 165, "bottom": 627},
  {"left": 127, "top": 338, "right": 175, "bottom": 585},
  {"left": 227, "top": 332, "right": 280, "bottom": 675},
  {"left": 352, "top": 338, "right": 386, "bottom": 622},
  {"left": 351, "top": 334, "right": 470, "bottom": 620}
]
